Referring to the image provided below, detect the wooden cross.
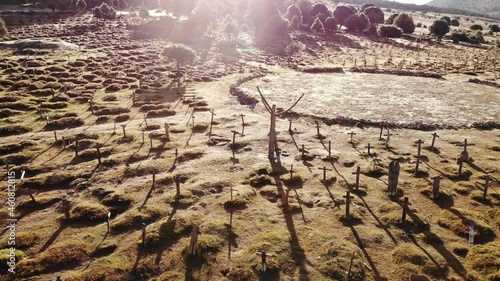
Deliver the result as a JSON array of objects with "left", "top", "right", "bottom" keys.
[
  {"left": 228, "top": 186, "right": 235, "bottom": 201},
  {"left": 239, "top": 114, "right": 245, "bottom": 126},
  {"left": 53, "top": 131, "right": 58, "bottom": 142},
  {"left": 432, "top": 176, "right": 441, "bottom": 199},
  {"left": 315, "top": 121, "right": 322, "bottom": 137},
  {"left": 455, "top": 139, "right": 475, "bottom": 152},
  {"left": 289, "top": 164, "right": 294, "bottom": 180},
  {"left": 365, "top": 143, "right": 371, "bottom": 156},
  {"left": 343, "top": 191, "right": 354, "bottom": 219},
  {"left": 231, "top": 130, "right": 240, "bottom": 146},
  {"left": 414, "top": 157, "right": 421, "bottom": 177},
  {"left": 347, "top": 131, "right": 357, "bottom": 142},
  {"left": 191, "top": 115, "right": 195, "bottom": 127},
  {"left": 352, "top": 166, "right": 361, "bottom": 191},
  {"left": 149, "top": 133, "right": 154, "bottom": 149},
  {"left": 209, "top": 109, "right": 216, "bottom": 137},
  {"left": 388, "top": 161, "right": 400, "bottom": 196},
  {"left": 401, "top": 197, "right": 411, "bottom": 225},
  {"left": 74, "top": 139, "right": 79, "bottom": 157},
  {"left": 457, "top": 150, "right": 468, "bottom": 176},
  {"left": 430, "top": 132, "right": 440, "bottom": 148},
  {"left": 255, "top": 251, "right": 274, "bottom": 272},
  {"left": 188, "top": 224, "right": 201, "bottom": 255},
  {"left": 328, "top": 140, "right": 332, "bottom": 157},
  {"left": 415, "top": 139, "right": 425, "bottom": 157},
  {"left": 152, "top": 169, "right": 156, "bottom": 188},
  {"left": 288, "top": 118, "right": 293, "bottom": 133},
  {"left": 318, "top": 166, "right": 332, "bottom": 184}
]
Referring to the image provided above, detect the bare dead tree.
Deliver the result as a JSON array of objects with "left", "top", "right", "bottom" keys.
[{"left": 257, "top": 87, "right": 304, "bottom": 161}]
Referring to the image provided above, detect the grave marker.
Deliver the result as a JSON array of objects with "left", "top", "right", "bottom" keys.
[
  {"left": 121, "top": 124, "right": 126, "bottom": 138},
  {"left": 164, "top": 123, "right": 170, "bottom": 141},
  {"left": 352, "top": 166, "right": 361, "bottom": 191},
  {"left": 318, "top": 166, "right": 332, "bottom": 184},
  {"left": 62, "top": 199, "right": 70, "bottom": 220},
  {"left": 315, "top": 121, "right": 322, "bottom": 138},
  {"left": 289, "top": 164, "right": 294, "bottom": 180},
  {"left": 432, "top": 176, "right": 441, "bottom": 199},
  {"left": 365, "top": 143, "right": 371, "bottom": 156},
  {"left": 96, "top": 143, "right": 101, "bottom": 165},
  {"left": 107, "top": 211, "right": 111, "bottom": 232},
  {"left": 209, "top": 109, "right": 216, "bottom": 137},
  {"left": 174, "top": 175, "right": 181, "bottom": 198},
  {"left": 401, "top": 197, "right": 411, "bottom": 225},
  {"left": 456, "top": 139, "right": 475, "bottom": 153},
  {"left": 457, "top": 150, "right": 468, "bottom": 176},
  {"left": 328, "top": 140, "right": 332, "bottom": 157},
  {"left": 54, "top": 131, "right": 58, "bottom": 142},
  {"left": 231, "top": 130, "right": 240, "bottom": 146},
  {"left": 468, "top": 221, "right": 475, "bottom": 246},
  {"left": 343, "top": 191, "right": 354, "bottom": 219},
  {"left": 384, "top": 129, "right": 393, "bottom": 150},
  {"left": 347, "top": 131, "right": 356, "bottom": 142},
  {"left": 142, "top": 223, "right": 146, "bottom": 246},
  {"left": 74, "top": 139, "right": 79, "bottom": 157},
  {"left": 188, "top": 224, "right": 201, "bottom": 255},
  {"left": 483, "top": 175, "right": 491, "bottom": 200},
  {"left": 255, "top": 251, "right": 274, "bottom": 272},
  {"left": 430, "top": 132, "right": 439, "bottom": 148},
  {"left": 388, "top": 161, "right": 400, "bottom": 196}
]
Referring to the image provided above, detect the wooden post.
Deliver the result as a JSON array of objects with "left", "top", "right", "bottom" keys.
[
  {"left": 269, "top": 105, "right": 277, "bottom": 160},
  {"left": 62, "top": 199, "right": 70, "bottom": 220},
  {"left": 318, "top": 166, "right": 332, "bottom": 184},
  {"left": 288, "top": 118, "right": 293, "bottom": 133},
  {"left": 301, "top": 144, "right": 306, "bottom": 159},
  {"left": 74, "top": 139, "right": 79, "bottom": 157},
  {"left": 432, "top": 176, "right": 441, "bottom": 199},
  {"left": 347, "top": 131, "right": 356, "bottom": 142},
  {"left": 54, "top": 131, "right": 58, "bottom": 142},
  {"left": 328, "top": 140, "right": 331, "bottom": 157},
  {"left": 384, "top": 129, "right": 393, "bottom": 150},
  {"left": 144, "top": 114, "right": 148, "bottom": 127},
  {"left": 456, "top": 139, "right": 475, "bottom": 153},
  {"left": 107, "top": 212, "right": 111, "bottom": 232},
  {"left": 402, "top": 197, "right": 411, "bottom": 225},
  {"left": 188, "top": 224, "right": 201, "bottom": 255},
  {"left": 365, "top": 143, "right": 371, "bottom": 156},
  {"left": 142, "top": 129, "right": 145, "bottom": 143},
  {"left": 352, "top": 166, "right": 361, "bottom": 191},
  {"left": 152, "top": 169, "right": 156, "bottom": 189},
  {"left": 174, "top": 176, "right": 181, "bottom": 198},
  {"left": 343, "top": 191, "right": 354, "bottom": 219},
  {"left": 415, "top": 139, "right": 424, "bottom": 157},
  {"left": 379, "top": 121, "right": 385, "bottom": 140},
  {"left": 96, "top": 143, "right": 101, "bottom": 165},
  {"left": 468, "top": 221, "right": 475, "bottom": 246},
  {"left": 346, "top": 251, "right": 355, "bottom": 281},
  {"left": 142, "top": 223, "right": 146, "bottom": 246},
  {"left": 458, "top": 151, "right": 468, "bottom": 176},
  {"left": 149, "top": 133, "right": 153, "bottom": 149},
  {"left": 388, "top": 161, "right": 400, "bottom": 196},
  {"left": 209, "top": 109, "right": 216, "bottom": 137},
  {"left": 290, "top": 164, "right": 294, "bottom": 179},
  {"left": 121, "top": 125, "right": 126, "bottom": 138},
  {"left": 61, "top": 136, "right": 66, "bottom": 149},
  {"left": 231, "top": 130, "right": 239, "bottom": 146},
  {"left": 240, "top": 114, "right": 245, "bottom": 127},
  {"left": 431, "top": 132, "right": 439, "bottom": 148},
  {"left": 256, "top": 251, "right": 273, "bottom": 272},
  {"left": 483, "top": 175, "right": 491, "bottom": 199},
  {"left": 191, "top": 115, "right": 195, "bottom": 128},
  {"left": 164, "top": 123, "right": 170, "bottom": 141}
]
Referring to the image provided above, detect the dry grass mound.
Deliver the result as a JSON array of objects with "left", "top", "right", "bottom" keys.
[
  {"left": 437, "top": 208, "right": 495, "bottom": 243},
  {"left": 317, "top": 240, "right": 366, "bottom": 280},
  {"left": 111, "top": 206, "right": 165, "bottom": 234},
  {"left": 464, "top": 241, "right": 500, "bottom": 281},
  {"left": 17, "top": 240, "right": 89, "bottom": 277},
  {"left": 44, "top": 117, "right": 84, "bottom": 130},
  {"left": 392, "top": 243, "right": 448, "bottom": 279},
  {"left": 70, "top": 202, "right": 109, "bottom": 222},
  {"left": 0, "top": 125, "right": 30, "bottom": 136}
]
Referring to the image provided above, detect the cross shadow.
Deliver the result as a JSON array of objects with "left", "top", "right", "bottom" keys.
[
  {"left": 355, "top": 195, "right": 398, "bottom": 245},
  {"left": 349, "top": 226, "right": 386, "bottom": 281},
  {"left": 154, "top": 199, "right": 179, "bottom": 265},
  {"left": 28, "top": 142, "right": 55, "bottom": 163},
  {"left": 38, "top": 222, "right": 68, "bottom": 253}
]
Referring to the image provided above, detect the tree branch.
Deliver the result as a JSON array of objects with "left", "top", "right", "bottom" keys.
[
  {"left": 277, "top": 93, "right": 304, "bottom": 116},
  {"left": 257, "top": 87, "right": 272, "bottom": 114}
]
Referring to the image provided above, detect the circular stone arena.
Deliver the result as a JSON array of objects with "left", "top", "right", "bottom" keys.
[{"left": 240, "top": 72, "right": 500, "bottom": 126}]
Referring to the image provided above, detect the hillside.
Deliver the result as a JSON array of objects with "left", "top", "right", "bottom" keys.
[{"left": 427, "top": 0, "right": 500, "bottom": 19}]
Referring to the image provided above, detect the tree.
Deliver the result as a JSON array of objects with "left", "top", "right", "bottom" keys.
[
  {"left": 361, "top": 3, "right": 374, "bottom": 11},
  {"left": 344, "top": 13, "right": 369, "bottom": 33},
  {"left": 378, "top": 24, "right": 402, "bottom": 41},
  {"left": 190, "top": 1, "right": 217, "bottom": 33},
  {"left": 92, "top": 3, "right": 116, "bottom": 23},
  {"left": 247, "top": 0, "right": 290, "bottom": 43},
  {"left": 324, "top": 17, "right": 338, "bottom": 33},
  {"left": 0, "top": 17, "right": 7, "bottom": 38},
  {"left": 429, "top": 19, "right": 449, "bottom": 38},
  {"left": 284, "top": 4, "right": 303, "bottom": 25},
  {"left": 491, "top": 24, "right": 500, "bottom": 34},
  {"left": 162, "top": 44, "right": 196, "bottom": 92},
  {"left": 310, "top": 17, "right": 325, "bottom": 34},
  {"left": 310, "top": 3, "right": 329, "bottom": 20},
  {"left": 138, "top": 6, "right": 149, "bottom": 17},
  {"left": 333, "top": 5, "right": 356, "bottom": 28},
  {"left": 117, "top": 0, "right": 127, "bottom": 11},
  {"left": 450, "top": 19, "right": 459, "bottom": 27},
  {"left": 441, "top": 16, "right": 451, "bottom": 25},
  {"left": 470, "top": 24, "right": 483, "bottom": 31},
  {"left": 39, "top": 0, "right": 73, "bottom": 12},
  {"left": 385, "top": 13, "right": 398, "bottom": 24},
  {"left": 394, "top": 13, "right": 415, "bottom": 34},
  {"left": 297, "top": 0, "right": 313, "bottom": 24},
  {"left": 290, "top": 15, "right": 301, "bottom": 30},
  {"left": 76, "top": 0, "right": 87, "bottom": 12},
  {"left": 363, "top": 6, "right": 384, "bottom": 25}
]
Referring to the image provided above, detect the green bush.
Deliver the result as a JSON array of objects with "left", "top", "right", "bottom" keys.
[{"left": 394, "top": 13, "right": 415, "bottom": 33}]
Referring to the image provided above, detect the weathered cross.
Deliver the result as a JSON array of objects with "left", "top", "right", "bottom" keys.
[
  {"left": 289, "top": 164, "right": 294, "bottom": 180},
  {"left": 483, "top": 174, "right": 492, "bottom": 200},
  {"left": 401, "top": 197, "right": 412, "bottom": 225},
  {"left": 107, "top": 211, "right": 111, "bottom": 232},
  {"left": 318, "top": 166, "right": 332, "bottom": 184},
  {"left": 379, "top": 121, "right": 386, "bottom": 140},
  {"left": 352, "top": 166, "right": 362, "bottom": 191},
  {"left": 209, "top": 109, "right": 216, "bottom": 137},
  {"left": 315, "top": 121, "right": 322, "bottom": 138},
  {"left": 62, "top": 199, "right": 70, "bottom": 220},
  {"left": 384, "top": 129, "right": 393, "bottom": 149},
  {"left": 120, "top": 124, "right": 126, "bottom": 138},
  {"left": 343, "top": 191, "right": 355, "bottom": 219},
  {"left": 415, "top": 139, "right": 425, "bottom": 157},
  {"left": 255, "top": 251, "right": 274, "bottom": 272},
  {"left": 430, "top": 132, "right": 440, "bottom": 148},
  {"left": 457, "top": 150, "right": 468, "bottom": 176},
  {"left": 328, "top": 140, "right": 332, "bottom": 157},
  {"left": 455, "top": 139, "right": 475, "bottom": 152},
  {"left": 347, "top": 131, "right": 357, "bottom": 142},
  {"left": 188, "top": 224, "right": 201, "bottom": 255},
  {"left": 164, "top": 123, "right": 170, "bottom": 141},
  {"left": 231, "top": 130, "right": 240, "bottom": 146},
  {"left": 174, "top": 175, "right": 181, "bottom": 198},
  {"left": 365, "top": 143, "right": 372, "bottom": 156}
]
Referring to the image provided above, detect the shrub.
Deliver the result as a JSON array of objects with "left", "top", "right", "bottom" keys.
[
  {"left": 76, "top": 0, "right": 87, "bottom": 12},
  {"left": 317, "top": 240, "right": 365, "bottom": 280},
  {"left": 324, "top": 17, "right": 338, "bottom": 33},
  {"left": 464, "top": 241, "right": 500, "bottom": 280},
  {"left": 378, "top": 24, "right": 402, "bottom": 40},
  {"left": 310, "top": 17, "right": 325, "bottom": 34},
  {"left": 470, "top": 24, "right": 483, "bottom": 31},
  {"left": 344, "top": 14, "right": 369, "bottom": 32},
  {"left": 450, "top": 19, "right": 459, "bottom": 27},
  {"left": 93, "top": 3, "right": 116, "bottom": 21},
  {"left": 361, "top": 3, "right": 375, "bottom": 11},
  {"left": 394, "top": 13, "right": 415, "bottom": 34},
  {"left": 290, "top": 15, "right": 301, "bottom": 29},
  {"left": 138, "top": 6, "right": 149, "bottom": 17},
  {"left": 162, "top": 44, "right": 196, "bottom": 74},
  {"left": 429, "top": 19, "right": 450, "bottom": 38},
  {"left": 0, "top": 17, "right": 7, "bottom": 38},
  {"left": 310, "top": 3, "right": 330, "bottom": 20},
  {"left": 247, "top": 0, "right": 290, "bottom": 43},
  {"left": 386, "top": 13, "right": 399, "bottom": 24},
  {"left": 70, "top": 202, "right": 108, "bottom": 222},
  {"left": 297, "top": 0, "right": 313, "bottom": 23},
  {"left": 441, "top": 16, "right": 451, "bottom": 25},
  {"left": 363, "top": 6, "right": 384, "bottom": 24},
  {"left": 491, "top": 24, "right": 500, "bottom": 33},
  {"left": 333, "top": 5, "right": 356, "bottom": 27}
]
